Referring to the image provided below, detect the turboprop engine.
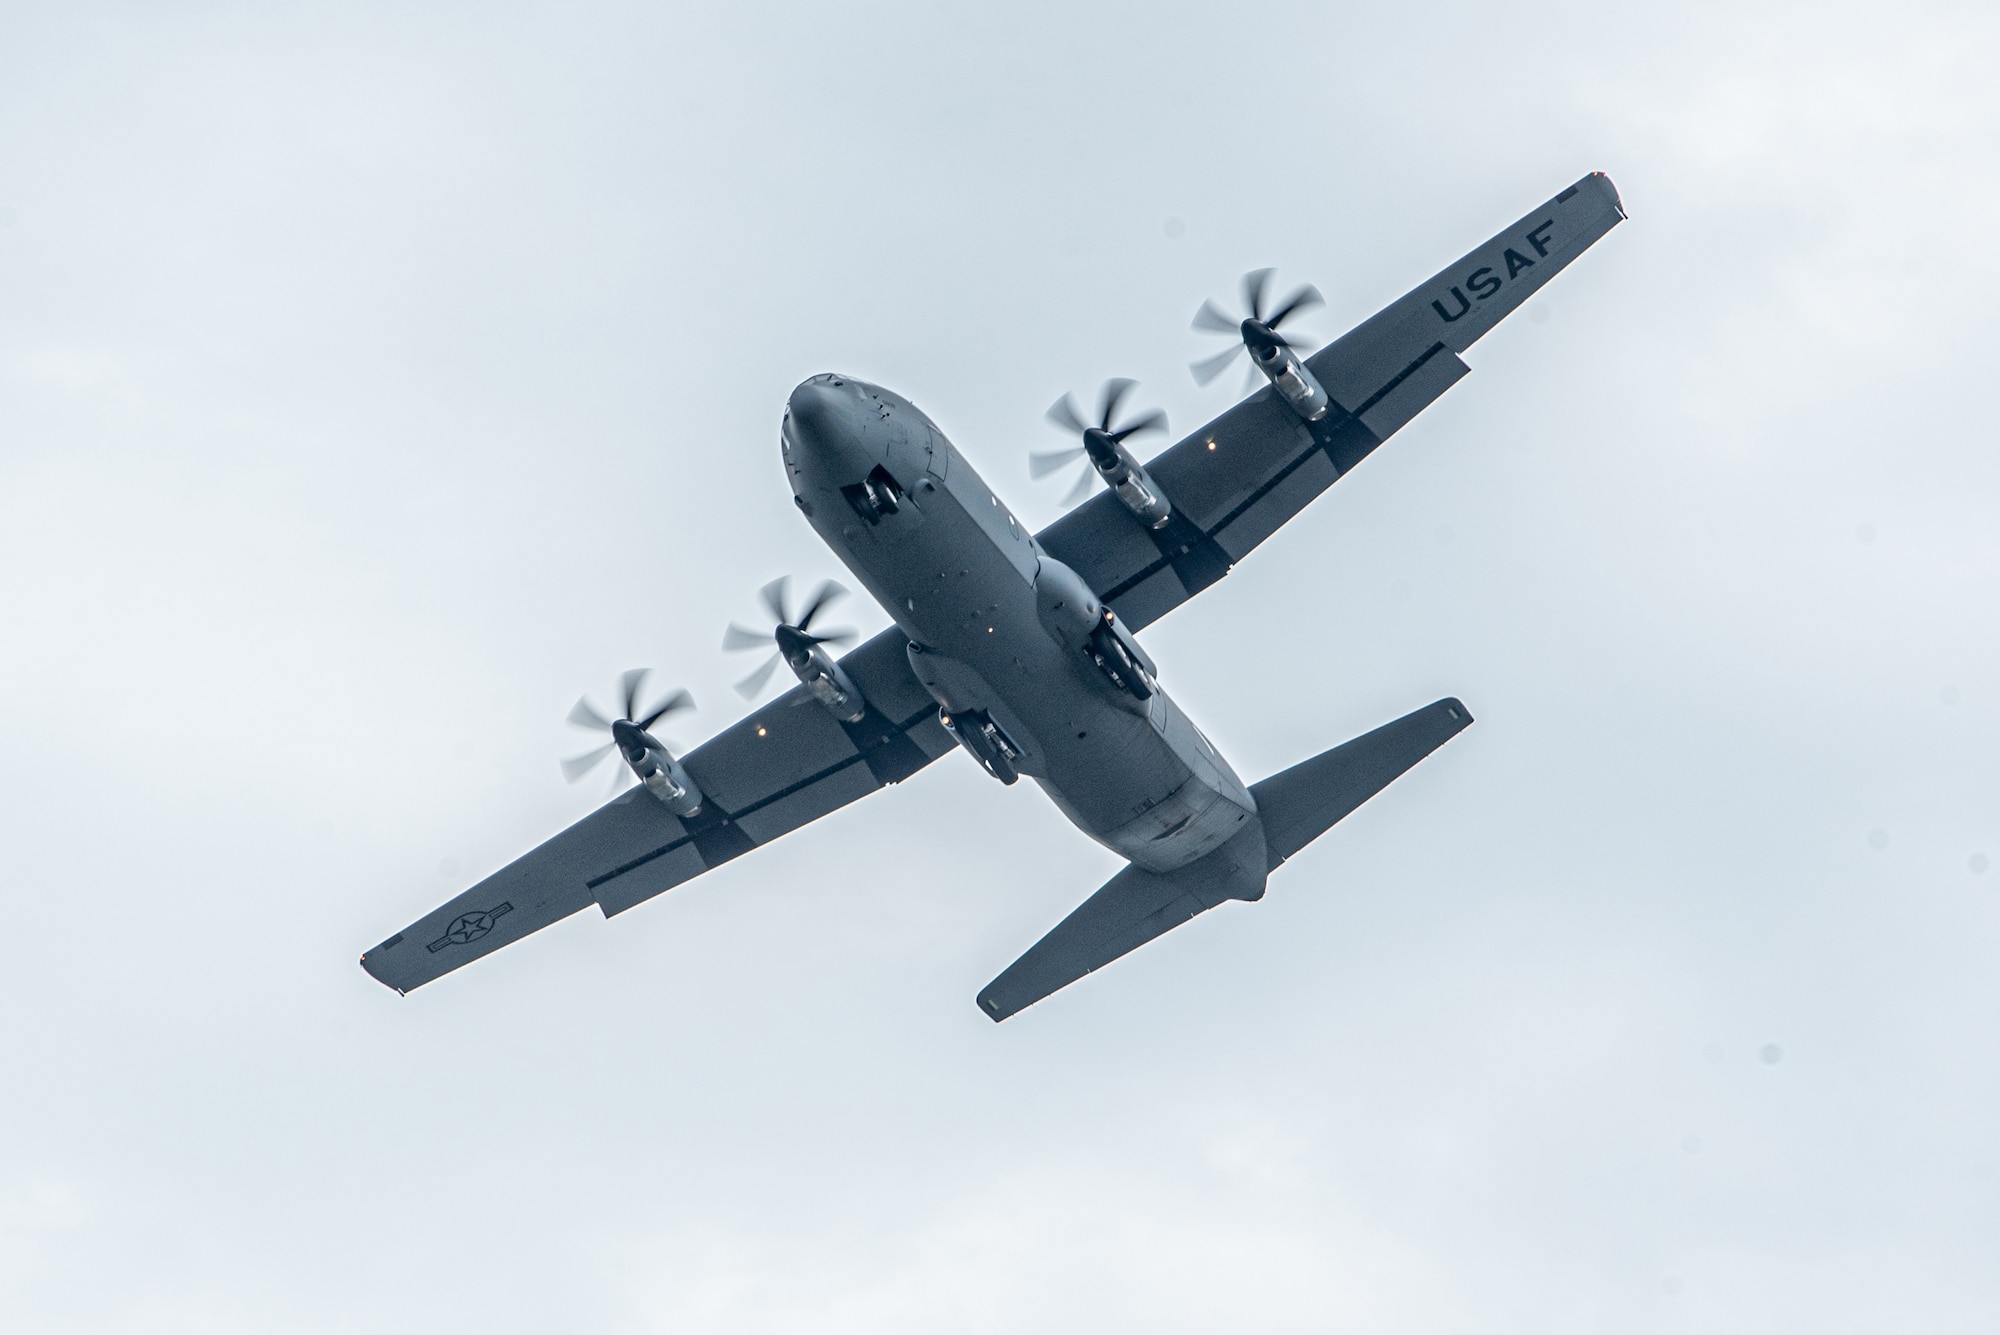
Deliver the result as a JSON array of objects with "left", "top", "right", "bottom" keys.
[
  {"left": 561, "top": 669, "right": 707, "bottom": 817},
  {"left": 1191, "top": 268, "right": 1333, "bottom": 424},
  {"left": 1036, "top": 380, "right": 1174, "bottom": 529},
  {"left": 611, "top": 719, "right": 705, "bottom": 815},
  {"left": 723, "top": 576, "right": 866, "bottom": 722}
]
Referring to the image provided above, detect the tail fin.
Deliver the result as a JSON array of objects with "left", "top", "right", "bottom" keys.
[{"left": 975, "top": 697, "right": 1473, "bottom": 1022}]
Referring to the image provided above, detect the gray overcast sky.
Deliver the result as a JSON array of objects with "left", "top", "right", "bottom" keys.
[{"left": 2, "top": 2, "right": 1996, "bottom": 1331}]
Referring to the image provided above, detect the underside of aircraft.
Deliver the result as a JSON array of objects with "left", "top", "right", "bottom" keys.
[{"left": 360, "top": 172, "right": 1626, "bottom": 1020}]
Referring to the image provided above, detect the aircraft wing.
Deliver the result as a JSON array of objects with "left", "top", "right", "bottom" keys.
[
  {"left": 360, "top": 629, "right": 954, "bottom": 993},
  {"left": 1036, "top": 171, "right": 1625, "bottom": 631}
]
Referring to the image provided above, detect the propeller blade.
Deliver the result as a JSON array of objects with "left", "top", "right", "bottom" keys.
[
  {"left": 1192, "top": 299, "right": 1240, "bottom": 335},
  {"left": 636, "top": 688, "right": 693, "bottom": 732},
  {"left": 1045, "top": 393, "right": 1089, "bottom": 436},
  {"left": 796, "top": 580, "right": 848, "bottom": 633},
  {"left": 1097, "top": 378, "right": 1135, "bottom": 432},
  {"left": 1110, "top": 408, "right": 1166, "bottom": 443},
  {"left": 758, "top": 575, "right": 791, "bottom": 628},
  {"left": 1062, "top": 467, "right": 1098, "bottom": 507},
  {"left": 1190, "top": 343, "right": 1244, "bottom": 386},
  {"left": 567, "top": 696, "right": 613, "bottom": 731},
  {"left": 618, "top": 668, "right": 650, "bottom": 723},
  {"left": 560, "top": 742, "right": 616, "bottom": 783},
  {"left": 1242, "top": 357, "right": 1262, "bottom": 397},
  {"left": 723, "top": 622, "right": 773, "bottom": 652},
  {"left": 1029, "top": 446, "right": 1087, "bottom": 479},
  {"left": 1241, "top": 268, "right": 1274, "bottom": 322},
  {"left": 733, "top": 652, "right": 783, "bottom": 699},
  {"left": 806, "top": 627, "right": 858, "bottom": 648},
  {"left": 1266, "top": 283, "right": 1323, "bottom": 330}
]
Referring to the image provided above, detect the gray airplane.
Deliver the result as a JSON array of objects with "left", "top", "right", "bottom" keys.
[{"left": 360, "top": 172, "right": 1625, "bottom": 1020}]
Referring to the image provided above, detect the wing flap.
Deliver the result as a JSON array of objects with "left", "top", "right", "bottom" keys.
[
  {"left": 594, "top": 839, "right": 707, "bottom": 917},
  {"left": 1096, "top": 565, "right": 1186, "bottom": 634},
  {"left": 1354, "top": 343, "right": 1472, "bottom": 442},
  {"left": 732, "top": 757, "right": 881, "bottom": 844},
  {"left": 682, "top": 687, "right": 858, "bottom": 813},
  {"left": 1213, "top": 442, "right": 1339, "bottom": 564},
  {"left": 1148, "top": 394, "right": 1315, "bottom": 531}
]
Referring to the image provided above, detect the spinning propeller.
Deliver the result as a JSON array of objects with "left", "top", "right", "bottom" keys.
[
  {"left": 1189, "top": 268, "right": 1323, "bottom": 389},
  {"left": 1033, "top": 378, "right": 1168, "bottom": 507},
  {"left": 722, "top": 576, "right": 857, "bottom": 699},
  {"left": 561, "top": 668, "right": 693, "bottom": 787}
]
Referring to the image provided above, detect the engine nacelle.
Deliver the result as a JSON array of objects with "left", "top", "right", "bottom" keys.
[
  {"left": 609, "top": 716, "right": 706, "bottom": 817},
  {"left": 792, "top": 648, "right": 867, "bottom": 723},
  {"left": 776, "top": 625, "right": 868, "bottom": 723},
  {"left": 801, "top": 659, "right": 866, "bottom": 722},
  {"left": 1080, "top": 428, "right": 1172, "bottom": 529},
  {"left": 1246, "top": 329, "right": 1332, "bottom": 422},
  {"left": 627, "top": 746, "right": 705, "bottom": 818}
]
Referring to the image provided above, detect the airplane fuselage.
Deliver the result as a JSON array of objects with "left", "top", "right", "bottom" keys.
[{"left": 782, "top": 373, "right": 1256, "bottom": 873}]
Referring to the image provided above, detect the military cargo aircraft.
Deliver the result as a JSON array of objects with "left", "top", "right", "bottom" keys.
[{"left": 360, "top": 172, "right": 1625, "bottom": 1020}]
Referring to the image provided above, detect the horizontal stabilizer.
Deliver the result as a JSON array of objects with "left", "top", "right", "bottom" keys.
[
  {"left": 977, "top": 819, "right": 1268, "bottom": 1023},
  {"left": 977, "top": 697, "right": 1473, "bottom": 1022},
  {"left": 1251, "top": 697, "right": 1473, "bottom": 870}
]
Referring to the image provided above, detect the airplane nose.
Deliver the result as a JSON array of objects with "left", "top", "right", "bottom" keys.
[
  {"left": 785, "top": 376, "right": 849, "bottom": 451},
  {"left": 785, "top": 375, "right": 884, "bottom": 488}
]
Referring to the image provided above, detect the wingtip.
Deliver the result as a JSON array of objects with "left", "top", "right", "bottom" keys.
[
  {"left": 358, "top": 945, "right": 411, "bottom": 995},
  {"left": 1589, "top": 170, "right": 1627, "bottom": 220}
]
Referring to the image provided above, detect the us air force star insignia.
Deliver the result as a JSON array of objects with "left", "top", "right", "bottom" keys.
[{"left": 426, "top": 901, "right": 514, "bottom": 953}]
